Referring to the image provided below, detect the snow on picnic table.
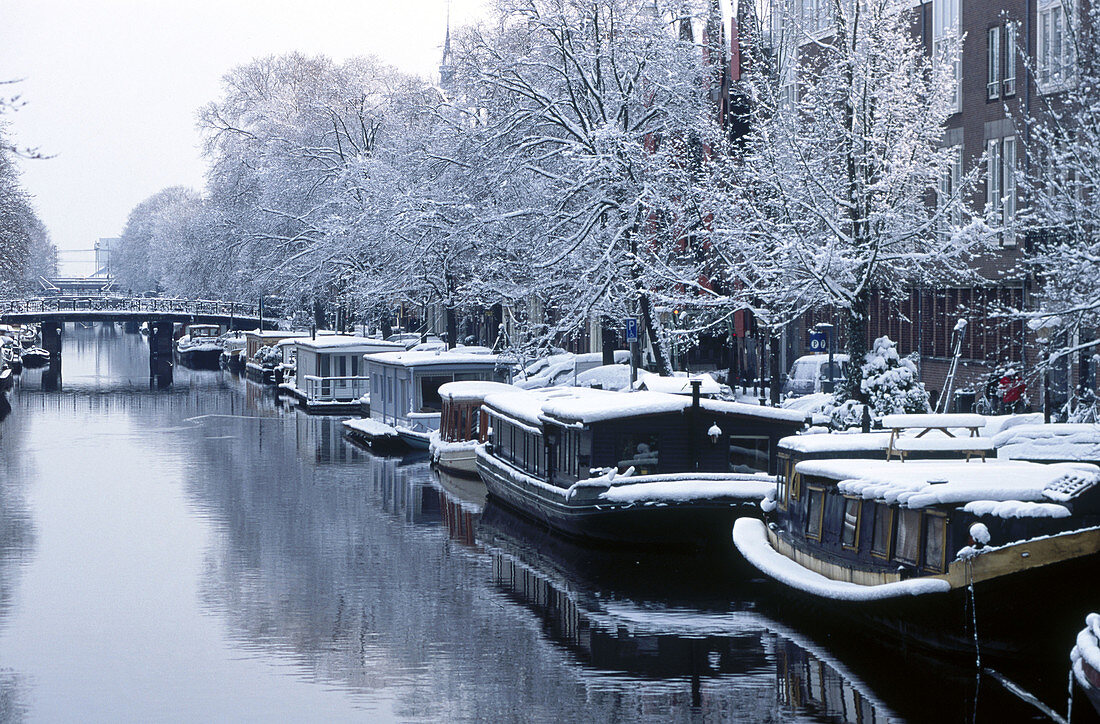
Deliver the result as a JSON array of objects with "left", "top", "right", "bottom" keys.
[
  {"left": 732, "top": 518, "right": 951, "bottom": 601},
  {"left": 796, "top": 458, "right": 1100, "bottom": 510}
]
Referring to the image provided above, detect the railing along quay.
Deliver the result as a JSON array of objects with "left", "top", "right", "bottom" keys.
[{"left": 0, "top": 296, "right": 261, "bottom": 319}]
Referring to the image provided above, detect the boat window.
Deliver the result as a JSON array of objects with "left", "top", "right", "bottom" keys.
[
  {"left": 790, "top": 468, "right": 801, "bottom": 502},
  {"left": 337, "top": 355, "right": 347, "bottom": 377},
  {"left": 894, "top": 508, "right": 922, "bottom": 564},
  {"left": 805, "top": 487, "right": 825, "bottom": 541},
  {"left": 841, "top": 498, "right": 861, "bottom": 549},
  {"left": 923, "top": 514, "right": 947, "bottom": 573},
  {"left": 729, "top": 436, "right": 770, "bottom": 473},
  {"left": 618, "top": 434, "right": 659, "bottom": 475},
  {"left": 419, "top": 375, "right": 451, "bottom": 412},
  {"left": 870, "top": 504, "right": 893, "bottom": 558}
]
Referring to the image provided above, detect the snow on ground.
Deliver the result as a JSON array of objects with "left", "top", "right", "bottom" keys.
[{"left": 732, "top": 519, "right": 951, "bottom": 601}]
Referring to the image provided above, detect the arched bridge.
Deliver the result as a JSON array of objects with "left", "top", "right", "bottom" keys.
[{"left": 0, "top": 295, "right": 272, "bottom": 327}]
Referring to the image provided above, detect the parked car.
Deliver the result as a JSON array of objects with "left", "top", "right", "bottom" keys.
[
  {"left": 781, "top": 354, "right": 850, "bottom": 398},
  {"left": 515, "top": 351, "right": 630, "bottom": 390}
]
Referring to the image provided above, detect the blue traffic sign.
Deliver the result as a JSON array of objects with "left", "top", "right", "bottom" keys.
[
  {"left": 625, "top": 318, "right": 639, "bottom": 343},
  {"left": 809, "top": 331, "right": 827, "bottom": 352}
]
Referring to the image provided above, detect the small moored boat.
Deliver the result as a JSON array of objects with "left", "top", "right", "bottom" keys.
[
  {"left": 19, "top": 346, "right": 50, "bottom": 368},
  {"left": 430, "top": 380, "right": 516, "bottom": 476},
  {"left": 175, "top": 324, "right": 224, "bottom": 369}
]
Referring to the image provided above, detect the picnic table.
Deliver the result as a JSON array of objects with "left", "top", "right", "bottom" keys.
[{"left": 881, "top": 413, "right": 992, "bottom": 462}]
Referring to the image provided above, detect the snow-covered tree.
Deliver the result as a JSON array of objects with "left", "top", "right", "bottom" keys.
[
  {"left": 454, "top": 0, "right": 728, "bottom": 371},
  {"left": 855, "top": 335, "right": 931, "bottom": 416},
  {"left": 1019, "top": 0, "right": 1100, "bottom": 387},
  {"left": 715, "top": 0, "right": 994, "bottom": 401}
]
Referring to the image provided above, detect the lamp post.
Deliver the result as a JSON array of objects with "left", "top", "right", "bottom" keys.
[{"left": 814, "top": 323, "right": 836, "bottom": 393}]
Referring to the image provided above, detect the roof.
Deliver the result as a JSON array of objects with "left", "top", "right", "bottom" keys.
[
  {"left": 294, "top": 335, "right": 405, "bottom": 352},
  {"left": 439, "top": 381, "right": 517, "bottom": 403},
  {"left": 363, "top": 350, "right": 501, "bottom": 368},
  {"left": 538, "top": 389, "right": 807, "bottom": 426},
  {"left": 779, "top": 432, "right": 893, "bottom": 454},
  {"left": 795, "top": 458, "right": 1100, "bottom": 510},
  {"left": 481, "top": 387, "right": 600, "bottom": 429},
  {"left": 244, "top": 330, "right": 310, "bottom": 341},
  {"left": 993, "top": 423, "right": 1100, "bottom": 462}
]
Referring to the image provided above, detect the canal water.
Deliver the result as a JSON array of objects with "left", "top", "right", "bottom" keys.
[{"left": 0, "top": 325, "right": 1087, "bottom": 722}]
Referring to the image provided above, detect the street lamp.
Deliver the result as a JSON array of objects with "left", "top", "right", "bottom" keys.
[{"left": 814, "top": 323, "right": 836, "bottom": 393}]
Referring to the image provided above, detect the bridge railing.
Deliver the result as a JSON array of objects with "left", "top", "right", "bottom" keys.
[{"left": 0, "top": 296, "right": 263, "bottom": 319}]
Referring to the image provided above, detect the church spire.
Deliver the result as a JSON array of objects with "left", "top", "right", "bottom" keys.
[{"left": 439, "top": 4, "right": 455, "bottom": 89}]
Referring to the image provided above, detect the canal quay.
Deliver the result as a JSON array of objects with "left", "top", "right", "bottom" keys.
[{"left": 0, "top": 325, "right": 1087, "bottom": 723}]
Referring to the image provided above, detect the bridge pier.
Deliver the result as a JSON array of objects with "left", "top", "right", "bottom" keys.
[
  {"left": 41, "top": 321, "right": 63, "bottom": 390},
  {"left": 148, "top": 319, "right": 174, "bottom": 386}
]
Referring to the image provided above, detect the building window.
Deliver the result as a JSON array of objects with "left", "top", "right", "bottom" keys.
[
  {"left": 1038, "top": 0, "right": 1075, "bottom": 90},
  {"left": 987, "top": 27, "right": 1001, "bottom": 100},
  {"left": 870, "top": 504, "right": 893, "bottom": 558},
  {"left": 923, "top": 513, "right": 948, "bottom": 573},
  {"left": 800, "top": 0, "right": 833, "bottom": 35},
  {"left": 933, "top": 0, "right": 961, "bottom": 112},
  {"left": 806, "top": 487, "right": 826, "bottom": 541},
  {"left": 894, "top": 508, "right": 922, "bottom": 565},
  {"left": 1004, "top": 22, "right": 1017, "bottom": 96},
  {"left": 937, "top": 144, "right": 963, "bottom": 239},
  {"left": 841, "top": 498, "right": 862, "bottom": 550},
  {"left": 987, "top": 136, "right": 1017, "bottom": 246}
]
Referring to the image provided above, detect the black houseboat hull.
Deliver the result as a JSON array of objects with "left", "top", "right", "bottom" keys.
[
  {"left": 176, "top": 348, "right": 223, "bottom": 370},
  {"left": 19, "top": 351, "right": 49, "bottom": 368},
  {"left": 737, "top": 521, "right": 1100, "bottom": 658},
  {"left": 479, "top": 451, "right": 763, "bottom": 552}
]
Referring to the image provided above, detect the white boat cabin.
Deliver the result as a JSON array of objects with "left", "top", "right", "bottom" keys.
[
  {"left": 244, "top": 330, "right": 309, "bottom": 362},
  {"left": 293, "top": 335, "right": 405, "bottom": 403},
  {"left": 365, "top": 351, "right": 506, "bottom": 434},
  {"left": 185, "top": 324, "right": 221, "bottom": 340}
]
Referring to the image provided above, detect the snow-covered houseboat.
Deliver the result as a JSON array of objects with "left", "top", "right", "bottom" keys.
[
  {"left": 430, "top": 380, "right": 516, "bottom": 476},
  {"left": 351, "top": 351, "right": 507, "bottom": 449},
  {"left": 284, "top": 335, "right": 405, "bottom": 413},
  {"left": 19, "top": 346, "right": 50, "bottom": 368},
  {"left": 175, "top": 324, "right": 224, "bottom": 369},
  {"left": 218, "top": 330, "right": 246, "bottom": 371},
  {"left": 244, "top": 330, "right": 309, "bottom": 382},
  {"left": 734, "top": 434, "right": 1100, "bottom": 654},
  {"left": 476, "top": 386, "right": 807, "bottom": 550}
]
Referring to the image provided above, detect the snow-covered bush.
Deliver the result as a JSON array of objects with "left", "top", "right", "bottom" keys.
[
  {"left": 253, "top": 345, "right": 281, "bottom": 367},
  {"left": 856, "top": 336, "right": 931, "bottom": 417}
]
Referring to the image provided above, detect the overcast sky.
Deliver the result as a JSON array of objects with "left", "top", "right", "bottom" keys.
[{"left": 1, "top": 0, "right": 486, "bottom": 275}]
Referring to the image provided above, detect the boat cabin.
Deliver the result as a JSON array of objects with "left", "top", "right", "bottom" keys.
[
  {"left": 365, "top": 351, "right": 506, "bottom": 434},
  {"left": 244, "top": 330, "right": 309, "bottom": 362},
  {"left": 481, "top": 388, "right": 808, "bottom": 488},
  {"left": 438, "top": 381, "right": 517, "bottom": 443},
  {"left": 293, "top": 335, "right": 405, "bottom": 403},
  {"left": 773, "top": 457, "right": 1100, "bottom": 582},
  {"left": 185, "top": 324, "right": 221, "bottom": 340}
]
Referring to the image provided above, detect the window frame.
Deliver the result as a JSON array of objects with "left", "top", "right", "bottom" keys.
[
  {"left": 870, "top": 503, "right": 894, "bottom": 559},
  {"left": 1003, "top": 22, "right": 1017, "bottom": 96},
  {"left": 894, "top": 508, "right": 923, "bottom": 565},
  {"left": 805, "top": 486, "right": 826, "bottom": 542},
  {"left": 1038, "top": 0, "right": 1075, "bottom": 92},
  {"left": 840, "top": 497, "right": 862, "bottom": 551},
  {"left": 933, "top": 0, "right": 961, "bottom": 113},
  {"left": 922, "top": 512, "right": 949, "bottom": 573},
  {"left": 987, "top": 26, "right": 1001, "bottom": 101}
]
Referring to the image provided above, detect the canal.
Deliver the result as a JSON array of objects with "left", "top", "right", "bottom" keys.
[{"left": 0, "top": 325, "right": 1086, "bottom": 722}]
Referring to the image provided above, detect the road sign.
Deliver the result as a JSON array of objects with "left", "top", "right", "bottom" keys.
[
  {"left": 625, "top": 318, "right": 639, "bottom": 343},
  {"left": 808, "top": 331, "right": 827, "bottom": 352}
]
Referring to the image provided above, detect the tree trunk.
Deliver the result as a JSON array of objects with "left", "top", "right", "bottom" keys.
[
  {"left": 601, "top": 315, "right": 617, "bottom": 365},
  {"left": 843, "top": 288, "right": 871, "bottom": 403},
  {"left": 639, "top": 291, "right": 671, "bottom": 376},
  {"left": 313, "top": 298, "right": 327, "bottom": 331},
  {"left": 769, "top": 333, "right": 782, "bottom": 406},
  {"left": 446, "top": 305, "right": 458, "bottom": 349}
]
